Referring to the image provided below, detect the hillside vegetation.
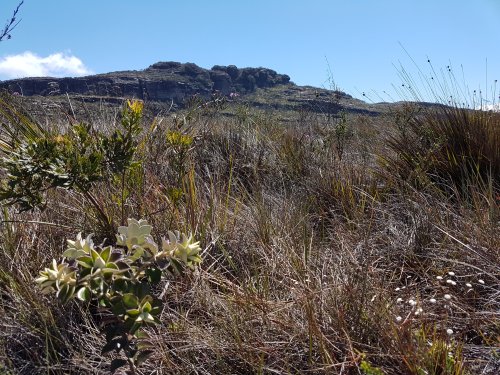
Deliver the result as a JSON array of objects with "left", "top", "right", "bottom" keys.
[{"left": 0, "top": 89, "right": 498, "bottom": 374}]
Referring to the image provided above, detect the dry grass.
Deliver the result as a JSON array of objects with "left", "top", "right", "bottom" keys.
[{"left": 0, "top": 95, "right": 498, "bottom": 374}]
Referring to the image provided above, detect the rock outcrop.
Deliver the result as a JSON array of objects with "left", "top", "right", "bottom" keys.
[
  {"left": 0, "top": 62, "right": 291, "bottom": 104},
  {"left": 0, "top": 61, "right": 386, "bottom": 118}
]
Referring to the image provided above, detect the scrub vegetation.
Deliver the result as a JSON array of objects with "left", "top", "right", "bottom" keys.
[{"left": 0, "top": 76, "right": 498, "bottom": 374}]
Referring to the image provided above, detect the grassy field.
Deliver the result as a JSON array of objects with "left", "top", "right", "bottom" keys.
[{"left": 0, "top": 90, "right": 498, "bottom": 374}]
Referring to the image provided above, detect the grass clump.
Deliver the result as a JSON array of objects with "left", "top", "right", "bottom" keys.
[{"left": 382, "top": 103, "right": 499, "bottom": 201}]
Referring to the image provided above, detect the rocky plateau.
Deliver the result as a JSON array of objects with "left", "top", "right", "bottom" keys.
[{"left": 0, "top": 61, "right": 389, "bottom": 118}]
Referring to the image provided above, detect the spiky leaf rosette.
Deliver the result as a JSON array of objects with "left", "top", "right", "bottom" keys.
[{"left": 160, "top": 230, "right": 202, "bottom": 272}]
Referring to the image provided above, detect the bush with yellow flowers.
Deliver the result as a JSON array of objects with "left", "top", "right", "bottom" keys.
[{"left": 0, "top": 100, "right": 145, "bottom": 237}]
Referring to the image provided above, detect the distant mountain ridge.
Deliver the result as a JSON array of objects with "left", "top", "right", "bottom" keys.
[
  {"left": 0, "top": 61, "right": 390, "bottom": 118},
  {"left": 0, "top": 61, "right": 293, "bottom": 102}
]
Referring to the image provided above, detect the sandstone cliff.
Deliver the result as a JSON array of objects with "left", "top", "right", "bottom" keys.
[{"left": 0, "top": 62, "right": 291, "bottom": 104}]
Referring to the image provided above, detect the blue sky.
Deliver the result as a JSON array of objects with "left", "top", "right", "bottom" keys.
[{"left": 0, "top": 0, "right": 499, "bottom": 102}]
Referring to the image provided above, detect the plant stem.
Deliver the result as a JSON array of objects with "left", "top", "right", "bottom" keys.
[
  {"left": 127, "top": 358, "right": 136, "bottom": 375},
  {"left": 79, "top": 186, "right": 115, "bottom": 237},
  {"left": 121, "top": 170, "right": 126, "bottom": 227}
]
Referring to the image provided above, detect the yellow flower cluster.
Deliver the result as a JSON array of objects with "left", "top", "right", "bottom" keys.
[{"left": 127, "top": 99, "right": 144, "bottom": 115}]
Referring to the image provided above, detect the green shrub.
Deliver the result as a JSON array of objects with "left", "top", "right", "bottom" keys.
[{"left": 0, "top": 99, "right": 145, "bottom": 237}]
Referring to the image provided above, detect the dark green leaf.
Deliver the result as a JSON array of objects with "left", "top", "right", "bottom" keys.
[
  {"left": 111, "top": 300, "right": 126, "bottom": 315},
  {"left": 150, "top": 306, "right": 161, "bottom": 316},
  {"left": 128, "top": 321, "right": 142, "bottom": 335},
  {"left": 145, "top": 267, "right": 162, "bottom": 283},
  {"left": 122, "top": 293, "right": 139, "bottom": 308},
  {"left": 90, "top": 248, "right": 100, "bottom": 262},
  {"left": 110, "top": 358, "right": 128, "bottom": 373},
  {"left": 77, "top": 256, "right": 93, "bottom": 268},
  {"left": 113, "top": 278, "right": 129, "bottom": 292},
  {"left": 100, "top": 246, "right": 112, "bottom": 262},
  {"left": 56, "top": 284, "right": 75, "bottom": 304},
  {"left": 76, "top": 286, "right": 91, "bottom": 302},
  {"left": 116, "top": 260, "right": 129, "bottom": 270},
  {"left": 136, "top": 283, "right": 150, "bottom": 299},
  {"left": 109, "top": 251, "right": 122, "bottom": 263},
  {"left": 101, "top": 338, "right": 124, "bottom": 355},
  {"left": 125, "top": 308, "right": 140, "bottom": 318}
]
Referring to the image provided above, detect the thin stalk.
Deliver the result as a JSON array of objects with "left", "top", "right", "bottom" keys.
[
  {"left": 121, "top": 170, "right": 126, "bottom": 227},
  {"left": 127, "top": 358, "right": 136, "bottom": 375},
  {"left": 79, "top": 186, "right": 114, "bottom": 236}
]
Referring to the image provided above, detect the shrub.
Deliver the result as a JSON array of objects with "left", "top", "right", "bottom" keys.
[
  {"left": 35, "top": 218, "right": 202, "bottom": 373},
  {"left": 0, "top": 99, "right": 145, "bottom": 237}
]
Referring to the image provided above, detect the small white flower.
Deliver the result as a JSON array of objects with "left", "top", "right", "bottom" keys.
[
  {"left": 465, "top": 283, "right": 472, "bottom": 288},
  {"left": 415, "top": 308, "right": 423, "bottom": 315},
  {"left": 396, "top": 316, "right": 402, "bottom": 322},
  {"left": 395, "top": 287, "right": 401, "bottom": 292},
  {"left": 448, "top": 271, "right": 455, "bottom": 276},
  {"left": 436, "top": 276, "right": 443, "bottom": 280},
  {"left": 478, "top": 279, "right": 485, "bottom": 284},
  {"left": 446, "top": 279, "right": 453, "bottom": 284},
  {"left": 429, "top": 298, "right": 437, "bottom": 304},
  {"left": 444, "top": 294, "right": 452, "bottom": 300},
  {"left": 408, "top": 299, "right": 417, "bottom": 306},
  {"left": 396, "top": 298, "right": 403, "bottom": 303},
  {"left": 446, "top": 328, "right": 454, "bottom": 335}
]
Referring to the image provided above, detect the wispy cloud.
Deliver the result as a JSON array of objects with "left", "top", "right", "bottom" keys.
[{"left": 0, "top": 51, "right": 92, "bottom": 79}]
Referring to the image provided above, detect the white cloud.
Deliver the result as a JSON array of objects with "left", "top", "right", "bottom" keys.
[
  {"left": 476, "top": 103, "right": 500, "bottom": 112},
  {"left": 0, "top": 51, "right": 92, "bottom": 79}
]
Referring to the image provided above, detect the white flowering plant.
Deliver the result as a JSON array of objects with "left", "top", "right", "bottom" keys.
[{"left": 36, "top": 218, "right": 202, "bottom": 373}]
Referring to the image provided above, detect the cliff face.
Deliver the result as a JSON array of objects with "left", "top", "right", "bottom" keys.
[{"left": 0, "top": 62, "right": 291, "bottom": 103}]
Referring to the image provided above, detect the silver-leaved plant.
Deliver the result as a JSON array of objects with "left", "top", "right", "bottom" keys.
[{"left": 35, "top": 219, "right": 202, "bottom": 373}]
